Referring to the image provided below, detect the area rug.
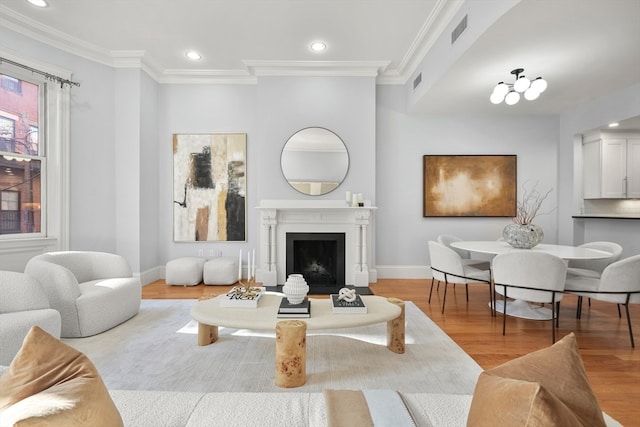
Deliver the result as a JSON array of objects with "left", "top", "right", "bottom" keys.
[{"left": 62, "top": 299, "right": 482, "bottom": 394}]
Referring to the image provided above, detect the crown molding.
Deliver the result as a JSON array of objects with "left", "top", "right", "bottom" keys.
[
  {"left": 243, "top": 60, "right": 390, "bottom": 78},
  {"left": 157, "top": 68, "right": 257, "bottom": 85},
  {"left": 0, "top": 2, "right": 454, "bottom": 85},
  {"left": 393, "top": 0, "right": 464, "bottom": 85},
  {"left": 0, "top": 5, "right": 113, "bottom": 67},
  {"left": 0, "top": 46, "right": 72, "bottom": 79}
]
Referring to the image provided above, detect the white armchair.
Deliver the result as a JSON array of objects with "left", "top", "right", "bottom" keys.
[
  {"left": 24, "top": 251, "right": 141, "bottom": 338},
  {"left": 0, "top": 271, "right": 61, "bottom": 365}
]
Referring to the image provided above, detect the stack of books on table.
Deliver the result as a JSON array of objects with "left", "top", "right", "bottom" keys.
[
  {"left": 277, "top": 297, "right": 311, "bottom": 318},
  {"left": 220, "top": 286, "right": 265, "bottom": 308},
  {"left": 330, "top": 294, "right": 367, "bottom": 314}
]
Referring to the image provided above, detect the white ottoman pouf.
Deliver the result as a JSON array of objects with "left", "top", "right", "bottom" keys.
[
  {"left": 203, "top": 257, "right": 239, "bottom": 285},
  {"left": 166, "top": 257, "right": 206, "bottom": 286}
]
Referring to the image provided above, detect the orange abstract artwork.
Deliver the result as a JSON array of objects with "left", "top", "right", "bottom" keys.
[{"left": 423, "top": 155, "right": 517, "bottom": 217}]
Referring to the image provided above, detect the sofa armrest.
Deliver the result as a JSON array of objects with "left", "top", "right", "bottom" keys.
[
  {"left": 0, "top": 271, "right": 51, "bottom": 313},
  {"left": 24, "top": 259, "right": 81, "bottom": 309}
]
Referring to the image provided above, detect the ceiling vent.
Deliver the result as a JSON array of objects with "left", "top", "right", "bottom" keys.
[
  {"left": 451, "top": 15, "right": 468, "bottom": 45},
  {"left": 413, "top": 73, "right": 422, "bottom": 90}
]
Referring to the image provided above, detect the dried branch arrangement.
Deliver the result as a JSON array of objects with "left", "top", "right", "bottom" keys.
[{"left": 513, "top": 181, "right": 553, "bottom": 225}]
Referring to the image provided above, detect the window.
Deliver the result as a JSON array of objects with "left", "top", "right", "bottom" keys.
[
  {"left": 1, "top": 75, "right": 22, "bottom": 94},
  {"left": 0, "top": 190, "right": 20, "bottom": 234},
  {"left": 0, "top": 72, "right": 43, "bottom": 235},
  {"left": 0, "top": 54, "right": 70, "bottom": 254}
]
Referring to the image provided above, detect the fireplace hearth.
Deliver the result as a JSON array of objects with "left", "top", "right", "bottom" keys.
[{"left": 286, "top": 232, "right": 345, "bottom": 288}]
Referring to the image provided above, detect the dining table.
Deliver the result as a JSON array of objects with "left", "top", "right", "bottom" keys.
[{"left": 449, "top": 240, "right": 613, "bottom": 320}]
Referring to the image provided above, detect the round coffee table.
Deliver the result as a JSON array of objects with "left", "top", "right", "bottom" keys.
[
  {"left": 191, "top": 293, "right": 402, "bottom": 344},
  {"left": 191, "top": 293, "right": 405, "bottom": 387}
]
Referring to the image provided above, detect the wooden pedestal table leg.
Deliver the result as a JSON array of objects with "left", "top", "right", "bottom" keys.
[
  {"left": 196, "top": 294, "right": 219, "bottom": 346},
  {"left": 386, "top": 297, "right": 405, "bottom": 354},
  {"left": 197, "top": 323, "right": 219, "bottom": 346},
  {"left": 275, "top": 320, "right": 307, "bottom": 388}
]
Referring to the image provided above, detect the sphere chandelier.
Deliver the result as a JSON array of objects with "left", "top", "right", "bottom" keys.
[{"left": 490, "top": 68, "right": 547, "bottom": 105}]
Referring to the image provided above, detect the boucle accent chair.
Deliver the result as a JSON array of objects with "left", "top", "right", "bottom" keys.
[
  {"left": 0, "top": 271, "right": 61, "bottom": 365},
  {"left": 24, "top": 251, "right": 141, "bottom": 338}
]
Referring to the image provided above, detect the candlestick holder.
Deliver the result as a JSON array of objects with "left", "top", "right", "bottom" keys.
[{"left": 230, "top": 276, "right": 261, "bottom": 298}]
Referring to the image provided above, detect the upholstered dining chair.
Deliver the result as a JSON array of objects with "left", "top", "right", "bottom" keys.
[
  {"left": 492, "top": 251, "right": 567, "bottom": 343},
  {"left": 428, "top": 241, "right": 493, "bottom": 315},
  {"left": 564, "top": 254, "right": 640, "bottom": 348},
  {"left": 566, "top": 241, "right": 623, "bottom": 316},
  {"left": 567, "top": 241, "right": 623, "bottom": 279},
  {"left": 436, "top": 234, "right": 491, "bottom": 270}
]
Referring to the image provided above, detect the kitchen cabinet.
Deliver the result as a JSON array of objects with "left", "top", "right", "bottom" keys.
[{"left": 583, "top": 134, "right": 640, "bottom": 199}]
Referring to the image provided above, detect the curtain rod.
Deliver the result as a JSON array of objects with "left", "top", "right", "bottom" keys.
[{"left": 0, "top": 56, "right": 80, "bottom": 88}]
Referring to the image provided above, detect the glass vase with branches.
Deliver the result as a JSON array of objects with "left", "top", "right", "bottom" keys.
[{"left": 513, "top": 181, "right": 553, "bottom": 225}]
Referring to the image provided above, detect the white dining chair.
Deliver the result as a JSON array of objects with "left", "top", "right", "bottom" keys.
[
  {"left": 564, "top": 254, "right": 640, "bottom": 348},
  {"left": 567, "top": 241, "right": 623, "bottom": 279},
  {"left": 437, "top": 234, "right": 491, "bottom": 270},
  {"left": 492, "top": 251, "right": 567, "bottom": 343},
  {"left": 428, "top": 241, "right": 493, "bottom": 315}
]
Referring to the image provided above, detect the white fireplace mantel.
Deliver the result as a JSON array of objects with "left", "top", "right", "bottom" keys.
[{"left": 256, "top": 200, "right": 377, "bottom": 287}]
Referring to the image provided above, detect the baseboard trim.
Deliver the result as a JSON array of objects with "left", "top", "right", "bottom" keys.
[{"left": 139, "top": 266, "right": 163, "bottom": 286}]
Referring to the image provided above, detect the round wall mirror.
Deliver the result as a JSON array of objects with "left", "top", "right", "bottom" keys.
[{"left": 281, "top": 127, "right": 349, "bottom": 196}]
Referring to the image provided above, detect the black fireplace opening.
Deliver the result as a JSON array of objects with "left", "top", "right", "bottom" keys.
[{"left": 286, "top": 232, "right": 345, "bottom": 288}]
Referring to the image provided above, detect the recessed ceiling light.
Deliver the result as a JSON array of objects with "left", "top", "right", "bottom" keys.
[
  {"left": 27, "top": 0, "right": 48, "bottom": 7},
  {"left": 608, "top": 122, "right": 619, "bottom": 127},
  {"left": 310, "top": 41, "right": 327, "bottom": 52},
  {"left": 185, "top": 50, "right": 202, "bottom": 61}
]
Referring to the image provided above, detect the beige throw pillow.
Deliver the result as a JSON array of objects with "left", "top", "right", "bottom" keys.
[
  {"left": 0, "top": 326, "right": 123, "bottom": 427},
  {"left": 467, "top": 333, "right": 605, "bottom": 427}
]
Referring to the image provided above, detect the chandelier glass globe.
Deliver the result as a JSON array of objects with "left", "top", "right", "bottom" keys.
[
  {"left": 513, "top": 75, "right": 530, "bottom": 92},
  {"left": 530, "top": 77, "right": 548, "bottom": 93},
  {"left": 505, "top": 91, "right": 520, "bottom": 105}
]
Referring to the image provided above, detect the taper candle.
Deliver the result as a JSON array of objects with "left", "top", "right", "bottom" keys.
[
  {"left": 238, "top": 249, "right": 242, "bottom": 280},
  {"left": 252, "top": 249, "right": 256, "bottom": 278}
]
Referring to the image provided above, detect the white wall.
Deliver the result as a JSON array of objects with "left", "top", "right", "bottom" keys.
[
  {"left": 0, "top": 27, "right": 118, "bottom": 256},
  {"left": 255, "top": 76, "right": 377, "bottom": 203},
  {"left": 157, "top": 83, "right": 258, "bottom": 263},
  {"left": 139, "top": 72, "right": 160, "bottom": 275},
  {"left": 376, "top": 85, "right": 560, "bottom": 277},
  {"left": 157, "top": 76, "right": 377, "bottom": 270},
  {"left": 114, "top": 69, "right": 141, "bottom": 273}
]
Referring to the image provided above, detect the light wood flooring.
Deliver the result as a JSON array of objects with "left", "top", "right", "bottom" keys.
[{"left": 143, "top": 279, "right": 639, "bottom": 426}]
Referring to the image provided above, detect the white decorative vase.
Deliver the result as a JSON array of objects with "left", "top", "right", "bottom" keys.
[
  {"left": 503, "top": 223, "right": 544, "bottom": 249},
  {"left": 283, "top": 274, "right": 309, "bottom": 304}
]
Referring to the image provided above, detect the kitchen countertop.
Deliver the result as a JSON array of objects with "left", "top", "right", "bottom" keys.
[{"left": 572, "top": 214, "right": 640, "bottom": 219}]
